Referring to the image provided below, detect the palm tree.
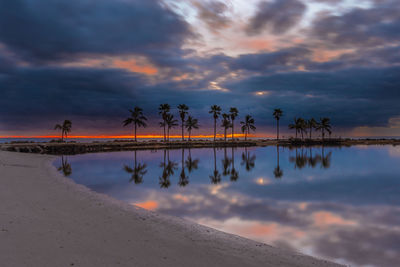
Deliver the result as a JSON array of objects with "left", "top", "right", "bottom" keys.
[
  {"left": 240, "top": 115, "right": 256, "bottom": 141},
  {"left": 230, "top": 147, "right": 239, "bottom": 182},
  {"left": 178, "top": 148, "right": 189, "bottom": 187},
  {"left": 209, "top": 105, "right": 221, "bottom": 141},
  {"left": 316, "top": 117, "right": 332, "bottom": 140},
  {"left": 209, "top": 147, "right": 221, "bottom": 184},
  {"left": 124, "top": 151, "right": 147, "bottom": 184},
  {"left": 307, "top": 118, "right": 317, "bottom": 140},
  {"left": 288, "top": 118, "right": 299, "bottom": 139},
  {"left": 273, "top": 109, "right": 283, "bottom": 140},
  {"left": 229, "top": 107, "right": 239, "bottom": 140},
  {"left": 221, "top": 113, "right": 232, "bottom": 141},
  {"left": 123, "top": 107, "right": 147, "bottom": 142},
  {"left": 298, "top": 118, "right": 307, "bottom": 140},
  {"left": 54, "top": 120, "right": 72, "bottom": 142},
  {"left": 273, "top": 146, "right": 283, "bottom": 178},
  {"left": 165, "top": 113, "right": 178, "bottom": 141},
  {"left": 158, "top": 104, "right": 171, "bottom": 141},
  {"left": 178, "top": 104, "right": 189, "bottom": 141},
  {"left": 185, "top": 116, "right": 199, "bottom": 141}
]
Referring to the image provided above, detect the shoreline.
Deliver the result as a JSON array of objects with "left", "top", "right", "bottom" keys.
[
  {"left": 0, "top": 151, "right": 342, "bottom": 267},
  {"left": 1, "top": 138, "right": 399, "bottom": 154}
]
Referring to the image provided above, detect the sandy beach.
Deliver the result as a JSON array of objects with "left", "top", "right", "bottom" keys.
[{"left": 0, "top": 151, "right": 342, "bottom": 267}]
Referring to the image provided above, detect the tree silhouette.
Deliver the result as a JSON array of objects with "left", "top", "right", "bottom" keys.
[
  {"left": 273, "top": 109, "right": 283, "bottom": 140},
  {"left": 185, "top": 116, "right": 199, "bottom": 141},
  {"left": 316, "top": 117, "right": 332, "bottom": 140},
  {"left": 123, "top": 107, "right": 147, "bottom": 142},
  {"left": 178, "top": 104, "right": 189, "bottom": 141},
  {"left": 54, "top": 120, "right": 72, "bottom": 142},
  {"left": 165, "top": 113, "right": 178, "bottom": 141},
  {"left": 158, "top": 104, "right": 170, "bottom": 142},
  {"left": 229, "top": 107, "right": 239, "bottom": 140},
  {"left": 209, "top": 105, "right": 222, "bottom": 141},
  {"left": 307, "top": 118, "right": 317, "bottom": 140},
  {"left": 124, "top": 150, "right": 147, "bottom": 184},
  {"left": 209, "top": 147, "right": 221, "bottom": 184},
  {"left": 240, "top": 115, "right": 256, "bottom": 141},
  {"left": 221, "top": 113, "right": 232, "bottom": 141}
]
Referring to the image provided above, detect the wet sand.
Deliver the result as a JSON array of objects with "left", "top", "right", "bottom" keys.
[{"left": 0, "top": 151, "right": 342, "bottom": 267}]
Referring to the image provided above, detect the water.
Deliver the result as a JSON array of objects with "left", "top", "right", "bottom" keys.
[{"left": 54, "top": 145, "right": 400, "bottom": 267}]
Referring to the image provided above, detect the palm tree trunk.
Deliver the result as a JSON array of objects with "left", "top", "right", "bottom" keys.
[
  {"left": 181, "top": 120, "right": 184, "bottom": 141},
  {"left": 134, "top": 123, "right": 137, "bottom": 142},
  {"left": 224, "top": 128, "right": 227, "bottom": 141},
  {"left": 163, "top": 122, "right": 166, "bottom": 142},
  {"left": 189, "top": 130, "right": 191, "bottom": 141},
  {"left": 61, "top": 131, "right": 64, "bottom": 142},
  {"left": 232, "top": 120, "right": 234, "bottom": 141},
  {"left": 277, "top": 119, "right": 279, "bottom": 140},
  {"left": 167, "top": 128, "right": 170, "bottom": 142},
  {"left": 245, "top": 131, "right": 247, "bottom": 141},
  {"left": 214, "top": 119, "right": 216, "bottom": 141}
]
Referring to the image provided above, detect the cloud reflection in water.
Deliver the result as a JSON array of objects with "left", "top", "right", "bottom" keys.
[{"left": 56, "top": 145, "right": 400, "bottom": 267}]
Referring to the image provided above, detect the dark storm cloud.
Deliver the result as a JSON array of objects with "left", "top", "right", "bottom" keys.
[
  {"left": 223, "top": 67, "right": 400, "bottom": 127},
  {"left": 228, "top": 47, "right": 311, "bottom": 72},
  {"left": 246, "top": 0, "right": 306, "bottom": 35},
  {"left": 193, "top": 0, "right": 231, "bottom": 32},
  {"left": 311, "top": 0, "right": 400, "bottom": 48},
  {"left": 0, "top": 0, "right": 193, "bottom": 65}
]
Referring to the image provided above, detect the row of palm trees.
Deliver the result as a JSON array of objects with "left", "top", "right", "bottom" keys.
[
  {"left": 54, "top": 106, "right": 332, "bottom": 142},
  {"left": 288, "top": 117, "right": 332, "bottom": 140},
  {"left": 123, "top": 104, "right": 256, "bottom": 142}
]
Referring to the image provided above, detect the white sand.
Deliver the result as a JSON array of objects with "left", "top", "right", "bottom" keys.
[{"left": 0, "top": 151, "right": 342, "bottom": 267}]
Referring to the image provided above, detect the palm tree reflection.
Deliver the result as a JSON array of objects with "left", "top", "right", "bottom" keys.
[
  {"left": 178, "top": 148, "right": 189, "bottom": 187},
  {"left": 289, "top": 147, "right": 332, "bottom": 169},
  {"left": 210, "top": 147, "right": 221, "bottom": 184},
  {"left": 159, "top": 149, "right": 178, "bottom": 188},
  {"left": 222, "top": 147, "right": 232, "bottom": 176},
  {"left": 124, "top": 150, "right": 147, "bottom": 184},
  {"left": 185, "top": 148, "right": 199, "bottom": 174},
  {"left": 58, "top": 155, "right": 72, "bottom": 176},
  {"left": 273, "top": 145, "right": 283, "bottom": 179},
  {"left": 241, "top": 147, "right": 256, "bottom": 171},
  {"left": 230, "top": 147, "right": 239, "bottom": 182}
]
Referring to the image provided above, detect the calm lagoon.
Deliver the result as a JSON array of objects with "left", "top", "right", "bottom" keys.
[{"left": 55, "top": 145, "right": 400, "bottom": 267}]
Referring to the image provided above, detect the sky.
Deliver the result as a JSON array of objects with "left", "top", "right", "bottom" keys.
[{"left": 1, "top": 0, "right": 400, "bottom": 138}]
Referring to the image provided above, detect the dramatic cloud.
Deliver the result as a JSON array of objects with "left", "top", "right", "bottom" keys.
[
  {"left": 193, "top": 0, "right": 231, "bottom": 32},
  {"left": 246, "top": 0, "right": 306, "bottom": 35},
  {"left": 0, "top": 0, "right": 193, "bottom": 65},
  {"left": 311, "top": 0, "right": 400, "bottom": 48}
]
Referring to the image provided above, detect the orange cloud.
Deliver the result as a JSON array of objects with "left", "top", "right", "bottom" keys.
[
  {"left": 238, "top": 39, "right": 275, "bottom": 51},
  {"left": 312, "top": 49, "right": 353, "bottom": 62},
  {"left": 313, "top": 211, "right": 357, "bottom": 227},
  {"left": 135, "top": 201, "right": 158, "bottom": 211},
  {"left": 112, "top": 58, "right": 158, "bottom": 75}
]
